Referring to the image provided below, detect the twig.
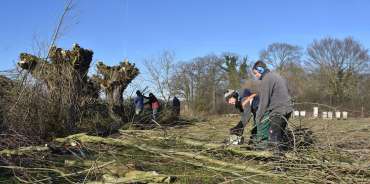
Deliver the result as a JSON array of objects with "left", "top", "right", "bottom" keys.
[{"left": 46, "top": 0, "right": 74, "bottom": 60}]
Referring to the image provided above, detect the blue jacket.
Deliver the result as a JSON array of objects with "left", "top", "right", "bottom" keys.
[
  {"left": 237, "top": 89, "right": 259, "bottom": 112},
  {"left": 134, "top": 95, "right": 144, "bottom": 109},
  {"left": 238, "top": 88, "right": 260, "bottom": 127}
]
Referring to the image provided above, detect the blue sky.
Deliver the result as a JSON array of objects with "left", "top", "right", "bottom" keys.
[{"left": 1, "top": 0, "right": 370, "bottom": 72}]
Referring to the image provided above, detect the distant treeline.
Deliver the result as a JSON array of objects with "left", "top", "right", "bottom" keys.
[{"left": 155, "top": 37, "right": 369, "bottom": 117}]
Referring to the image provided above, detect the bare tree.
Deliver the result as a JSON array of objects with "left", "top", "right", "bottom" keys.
[
  {"left": 204, "top": 55, "right": 226, "bottom": 113},
  {"left": 260, "top": 43, "right": 302, "bottom": 71},
  {"left": 170, "top": 55, "right": 226, "bottom": 114},
  {"left": 171, "top": 62, "right": 195, "bottom": 113},
  {"left": 307, "top": 37, "right": 370, "bottom": 105},
  {"left": 144, "top": 51, "right": 175, "bottom": 103}
]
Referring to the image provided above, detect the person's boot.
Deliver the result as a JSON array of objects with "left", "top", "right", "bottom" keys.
[
  {"left": 229, "top": 121, "right": 244, "bottom": 136},
  {"left": 247, "top": 138, "right": 254, "bottom": 145}
]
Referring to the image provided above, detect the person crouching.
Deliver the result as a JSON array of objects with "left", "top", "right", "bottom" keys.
[{"left": 224, "top": 88, "right": 259, "bottom": 145}]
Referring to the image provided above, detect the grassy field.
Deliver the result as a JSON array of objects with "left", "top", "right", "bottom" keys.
[{"left": 1, "top": 116, "right": 369, "bottom": 183}]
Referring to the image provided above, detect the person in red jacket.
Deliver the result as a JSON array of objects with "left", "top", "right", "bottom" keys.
[{"left": 144, "top": 93, "right": 160, "bottom": 120}]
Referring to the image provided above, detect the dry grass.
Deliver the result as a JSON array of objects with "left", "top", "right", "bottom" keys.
[{"left": 1, "top": 116, "right": 369, "bottom": 183}]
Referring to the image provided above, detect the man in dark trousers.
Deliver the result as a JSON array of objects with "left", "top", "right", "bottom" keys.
[
  {"left": 252, "top": 60, "right": 293, "bottom": 153},
  {"left": 224, "top": 88, "right": 260, "bottom": 145},
  {"left": 172, "top": 96, "right": 181, "bottom": 116}
]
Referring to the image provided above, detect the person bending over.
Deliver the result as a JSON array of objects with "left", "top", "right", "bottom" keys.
[{"left": 224, "top": 88, "right": 259, "bottom": 145}]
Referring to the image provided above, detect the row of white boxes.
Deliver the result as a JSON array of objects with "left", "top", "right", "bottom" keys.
[{"left": 293, "top": 107, "right": 348, "bottom": 120}]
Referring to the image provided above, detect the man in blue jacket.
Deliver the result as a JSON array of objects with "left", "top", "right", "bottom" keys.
[{"left": 134, "top": 90, "right": 144, "bottom": 115}]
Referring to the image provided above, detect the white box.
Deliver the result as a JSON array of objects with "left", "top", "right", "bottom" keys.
[
  {"left": 313, "top": 107, "right": 319, "bottom": 118},
  {"left": 322, "top": 112, "right": 328, "bottom": 120},
  {"left": 294, "top": 111, "right": 300, "bottom": 117},
  {"left": 335, "top": 111, "right": 341, "bottom": 119},
  {"left": 328, "top": 111, "right": 333, "bottom": 120},
  {"left": 300, "top": 111, "right": 306, "bottom": 117}
]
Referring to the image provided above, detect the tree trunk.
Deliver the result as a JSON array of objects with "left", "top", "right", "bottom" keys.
[
  {"left": 106, "top": 86, "right": 125, "bottom": 122},
  {"left": 66, "top": 103, "right": 78, "bottom": 133},
  {"left": 212, "top": 84, "right": 217, "bottom": 114}
]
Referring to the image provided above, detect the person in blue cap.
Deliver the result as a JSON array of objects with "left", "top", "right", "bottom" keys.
[
  {"left": 224, "top": 88, "right": 260, "bottom": 145},
  {"left": 252, "top": 60, "right": 293, "bottom": 153}
]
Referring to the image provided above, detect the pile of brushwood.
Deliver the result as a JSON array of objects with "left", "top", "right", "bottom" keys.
[
  {"left": 0, "top": 116, "right": 369, "bottom": 183},
  {"left": 0, "top": 44, "right": 178, "bottom": 183},
  {"left": 0, "top": 43, "right": 180, "bottom": 140}
]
